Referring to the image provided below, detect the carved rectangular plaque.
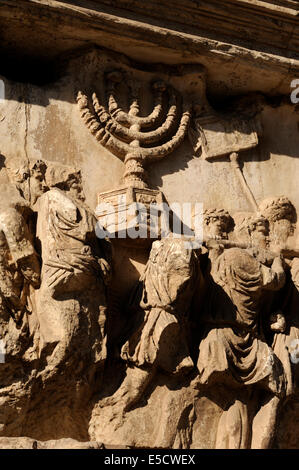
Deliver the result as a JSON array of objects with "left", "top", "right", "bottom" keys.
[{"left": 197, "top": 114, "right": 259, "bottom": 160}]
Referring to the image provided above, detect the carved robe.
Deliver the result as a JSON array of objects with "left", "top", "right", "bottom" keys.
[
  {"left": 121, "top": 238, "right": 198, "bottom": 375},
  {"left": 197, "top": 248, "right": 285, "bottom": 396},
  {"left": 35, "top": 188, "right": 108, "bottom": 369}
]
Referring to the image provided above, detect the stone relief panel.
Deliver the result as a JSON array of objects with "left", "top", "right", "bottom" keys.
[
  {"left": 0, "top": 47, "right": 298, "bottom": 448},
  {"left": 0, "top": 157, "right": 111, "bottom": 439}
]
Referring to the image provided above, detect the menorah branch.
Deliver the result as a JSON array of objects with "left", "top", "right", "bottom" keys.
[
  {"left": 142, "top": 104, "right": 192, "bottom": 162},
  {"left": 77, "top": 72, "right": 192, "bottom": 187},
  {"left": 77, "top": 91, "right": 129, "bottom": 160},
  {"left": 94, "top": 91, "right": 178, "bottom": 145}
]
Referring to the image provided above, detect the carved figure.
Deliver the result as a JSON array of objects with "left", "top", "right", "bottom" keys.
[
  {"left": 1, "top": 158, "right": 112, "bottom": 436},
  {"left": 197, "top": 216, "right": 286, "bottom": 448},
  {"left": 259, "top": 196, "right": 299, "bottom": 398},
  {"left": 101, "top": 237, "right": 199, "bottom": 413},
  {"left": 271, "top": 257, "right": 299, "bottom": 397},
  {"left": 33, "top": 165, "right": 110, "bottom": 378},
  {"left": 0, "top": 205, "right": 40, "bottom": 336}
]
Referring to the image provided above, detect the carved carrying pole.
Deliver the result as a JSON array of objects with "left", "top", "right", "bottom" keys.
[
  {"left": 191, "top": 106, "right": 262, "bottom": 211},
  {"left": 77, "top": 70, "right": 191, "bottom": 189},
  {"left": 229, "top": 152, "right": 258, "bottom": 210}
]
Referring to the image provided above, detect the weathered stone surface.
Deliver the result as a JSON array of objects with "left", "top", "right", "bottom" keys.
[{"left": 0, "top": 436, "right": 128, "bottom": 449}]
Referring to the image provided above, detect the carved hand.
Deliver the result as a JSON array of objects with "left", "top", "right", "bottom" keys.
[{"left": 97, "top": 258, "right": 111, "bottom": 286}]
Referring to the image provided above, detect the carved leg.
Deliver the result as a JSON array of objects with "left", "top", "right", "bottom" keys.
[
  {"left": 123, "top": 367, "right": 154, "bottom": 412},
  {"left": 216, "top": 399, "right": 249, "bottom": 449},
  {"left": 251, "top": 395, "right": 280, "bottom": 449}
]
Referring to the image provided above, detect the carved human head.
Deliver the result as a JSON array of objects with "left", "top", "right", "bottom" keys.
[
  {"left": 6, "top": 158, "right": 48, "bottom": 205},
  {"left": 45, "top": 165, "right": 85, "bottom": 201},
  {"left": 235, "top": 213, "right": 269, "bottom": 247},
  {"left": 65, "top": 171, "right": 85, "bottom": 201},
  {"left": 29, "top": 160, "right": 48, "bottom": 205},
  {"left": 248, "top": 215, "right": 269, "bottom": 235},
  {"left": 258, "top": 196, "right": 296, "bottom": 245},
  {"left": 203, "top": 208, "right": 234, "bottom": 240}
]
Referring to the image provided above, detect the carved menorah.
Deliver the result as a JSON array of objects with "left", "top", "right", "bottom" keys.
[{"left": 77, "top": 70, "right": 191, "bottom": 189}]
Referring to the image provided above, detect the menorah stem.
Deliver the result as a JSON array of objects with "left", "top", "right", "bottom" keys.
[{"left": 123, "top": 150, "right": 147, "bottom": 188}]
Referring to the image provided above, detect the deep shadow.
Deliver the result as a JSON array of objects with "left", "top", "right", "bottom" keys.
[
  {"left": 0, "top": 51, "right": 60, "bottom": 86},
  {"left": 0, "top": 153, "right": 6, "bottom": 170}
]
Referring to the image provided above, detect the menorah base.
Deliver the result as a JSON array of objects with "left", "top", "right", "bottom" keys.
[{"left": 96, "top": 186, "right": 165, "bottom": 246}]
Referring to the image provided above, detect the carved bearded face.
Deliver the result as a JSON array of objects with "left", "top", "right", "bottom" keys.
[
  {"left": 258, "top": 197, "right": 296, "bottom": 247},
  {"left": 208, "top": 216, "right": 224, "bottom": 238},
  {"left": 67, "top": 176, "right": 85, "bottom": 201},
  {"left": 205, "top": 215, "right": 230, "bottom": 240},
  {"left": 203, "top": 209, "right": 233, "bottom": 240},
  {"left": 271, "top": 218, "right": 295, "bottom": 244},
  {"left": 249, "top": 217, "right": 269, "bottom": 248}
]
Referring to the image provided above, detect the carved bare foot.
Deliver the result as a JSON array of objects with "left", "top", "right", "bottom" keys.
[{"left": 99, "top": 368, "right": 152, "bottom": 414}]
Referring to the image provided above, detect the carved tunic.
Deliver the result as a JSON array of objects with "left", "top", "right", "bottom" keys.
[
  {"left": 121, "top": 238, "right": 198, "bottom": 375},
  {"left": 121, "top": 307, "right": 194, "bottom": 374}
]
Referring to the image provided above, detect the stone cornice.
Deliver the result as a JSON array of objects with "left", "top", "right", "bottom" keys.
[
  {"left": 90, "top": 0, "right": 299, "bottom": 57},
  {"left": 0, "top": 0, "right": 298, "bottom": 95}
]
